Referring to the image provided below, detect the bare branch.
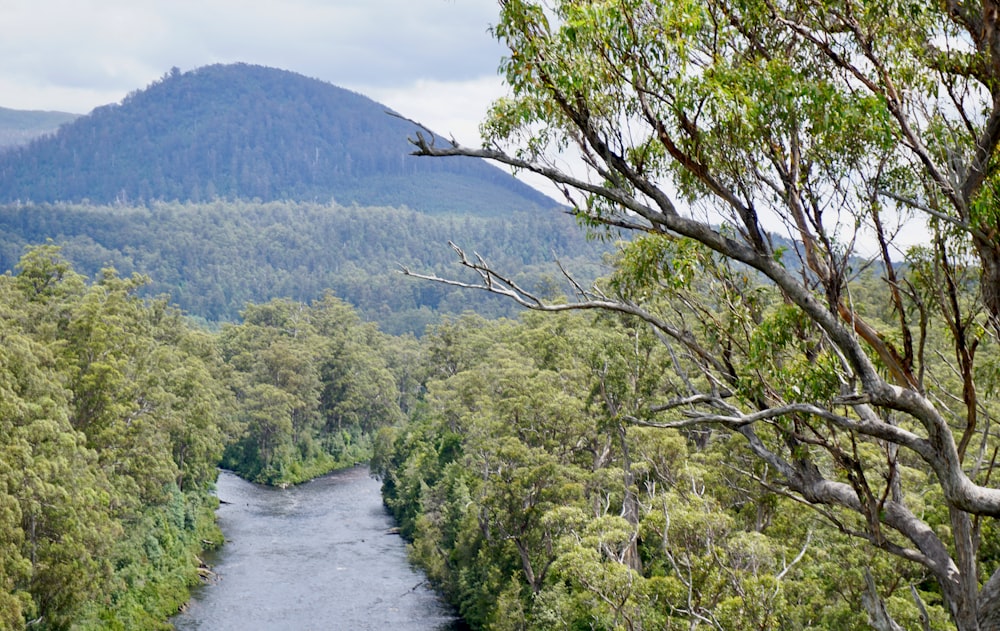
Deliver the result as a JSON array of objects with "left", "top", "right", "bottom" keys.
[
  {"left": 400, "top": 247, "right": 736, "bottom": 380},
  {"left": 876, "top": 188, "right": 979, "bottom": 237},
  {"left": 625, "top": 400, "right": 936, "bottom": 462},
  {"left": 775, "top": 531, "right": 812, "bottom": 581}
]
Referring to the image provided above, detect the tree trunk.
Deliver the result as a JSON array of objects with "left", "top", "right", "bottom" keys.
[
  {"left": 973, "top": 235, "right": 1000, "bottom": 337},
  {"left": 618, "top": 423, "right": 642, "bottom": 573},
  {"left": 862, "top": 569, "right": 905, "bottom": 631},
  {"left": 978, "top": 569, "right": 1000, "bottom": 631},
  {"left": 515, "top": 538, "right": 541, "bottom": 594}
]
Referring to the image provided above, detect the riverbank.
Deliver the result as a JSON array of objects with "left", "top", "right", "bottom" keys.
[{"left": 72, "top": 489, "right": 223, "bottom": 630}]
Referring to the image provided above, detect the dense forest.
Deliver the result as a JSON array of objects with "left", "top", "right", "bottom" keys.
[
  {"left": 0, "top": 246, "right": 231, "bottom": 629},
  {"left": 217, "top": 294, "right": 408, "bottom": 485},
  {"left": 1, "top": 237, "right": 978, "bottom": 630},
  {"left": 9, "top": 0, "right": 1000, "bottom": 627},
  {"left": 374, "top": 302, "right": 965, "bottom": 630},
  {"left": 0, "top": 64, "right": 553, "bottom": 215},
  {"left": 0, "top": 246, "right": 422, "bottom": 629},
  {"left": 0, "top": 200, "right": 609, "bottom": 334}
]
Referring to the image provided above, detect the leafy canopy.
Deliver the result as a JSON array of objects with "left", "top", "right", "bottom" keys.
[{"left": 404, "top": 1, "right": 1000, "bottom": 629}]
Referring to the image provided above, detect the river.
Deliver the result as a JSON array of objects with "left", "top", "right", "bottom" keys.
[{"left": 172, "top": 467, "right": 465, "bottom": 630}]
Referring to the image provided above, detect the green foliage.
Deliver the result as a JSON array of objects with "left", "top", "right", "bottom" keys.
[
  {"left": 0, "top": 200, "right": 610, "bottom": 334},
  {"left": 219, "top": 294, "right": 403, "bottom": 486},
  {"left": 74, "top": 491, "right": 223, "bottom": 631},
  {"left": 0, "top": 246, "right": 232, "bottom": 629},
  {"left": 393, "top": 0, "right": 1000, "bottom": 628},
  {"left": 376, "top": 308, "right": 954, "bottom": 630}
]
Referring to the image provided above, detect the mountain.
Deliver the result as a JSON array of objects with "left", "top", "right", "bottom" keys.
[
  {"left": 0, "top": 64, "right": 556, "bottom": 214},
  {"left": 0, "top": 106, "right": 79, "bottom": 148}
]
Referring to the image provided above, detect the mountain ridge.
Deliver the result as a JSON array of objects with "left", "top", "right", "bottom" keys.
[
  {"left": 0, "top": 106, "right": 79, "bottom": 148},
  {"left": 0, "top": 63, "right": 556, "bottom": 214}
]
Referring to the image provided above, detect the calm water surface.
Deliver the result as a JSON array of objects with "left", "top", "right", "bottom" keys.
[{"left": 172, "top": 467, "right": 463, "bottom": 631}]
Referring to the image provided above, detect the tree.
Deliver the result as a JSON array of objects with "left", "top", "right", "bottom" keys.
[
  {"left": 219, "top": 295, "right": 404, "bottom": 484},
  {"left": 404, "top": 1, "right": 1000, "bottom": 628},
  {"left": 0, "top": 246, "right": 241, "bottom": 628}
]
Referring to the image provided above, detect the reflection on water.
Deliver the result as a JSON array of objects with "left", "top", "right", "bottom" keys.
[{"left": 172, "top": 467, "right": 464, "bottom": 631}]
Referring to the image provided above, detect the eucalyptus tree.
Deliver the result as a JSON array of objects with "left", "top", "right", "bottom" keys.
[
  {"left": 403, "top": 1, "right": 1000, "bottom": 628},
  {"left": 0, "top": 245, "right": 236, "bottom": 628},
  {"left": 219, "top": 294, "right": 404, "bottom": 485}
]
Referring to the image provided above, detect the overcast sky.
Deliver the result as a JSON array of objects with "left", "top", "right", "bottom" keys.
[
  {"left": 0, "top": 0, "right": 926, "bottom": 253},
  {"left": 0, "top": 0, "right": 508, "bottom": 145}
]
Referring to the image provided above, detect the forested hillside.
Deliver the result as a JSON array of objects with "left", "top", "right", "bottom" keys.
[
  {"left": 0, "top": 64, "right": 554, "bottom": 214},
  {"left": 0, "top": 237, "right": 966, "bottom": 631},
  {"left": 217, "top": 295, "right": 409, "bottom": 485},
  {"left": 0, "top": 200, "right": 609, "bottom": 334},
  {"left": 0, "top": 246, "right": 232, "bottom": 629}
]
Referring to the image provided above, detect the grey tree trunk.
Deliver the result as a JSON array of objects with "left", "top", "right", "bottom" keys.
[{"left": 862, "top": 569, "right": 905, "bottom": 631}]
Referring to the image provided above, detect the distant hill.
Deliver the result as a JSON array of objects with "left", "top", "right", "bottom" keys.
[
  {"left": 0, "top": 107, "right": 79, "bottom": 148},
  {"left": 0, "top": 64, "right": 556, "bottom": 214}
]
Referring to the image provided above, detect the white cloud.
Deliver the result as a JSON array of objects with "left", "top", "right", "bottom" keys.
[
  {"left": 0, "top": 78, "right": 124, "bottom": 114},
  {"left": 361, "top": 76, "right": 578, "bottom": 202},
  {"left": 360, "top": 75, "right": 504, "bottom": 145},
  {"left": 0, "top": 0, "right": 506, "bottom": 116}
]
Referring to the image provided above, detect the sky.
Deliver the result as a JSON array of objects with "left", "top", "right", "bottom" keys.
[
  {"left": 0, "top": 0, "right": 508, "bottom": 146},
  {"left": 0, "top": 0, "right": 925, "bottom": 254}
]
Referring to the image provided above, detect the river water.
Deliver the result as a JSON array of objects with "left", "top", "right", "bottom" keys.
[{"left": 172, "top": 467, "right": 464, "bottom": 630}]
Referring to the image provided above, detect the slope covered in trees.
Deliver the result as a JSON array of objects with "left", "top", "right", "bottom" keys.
[
  {"left": 0, "top": 237, "right": 980, "bottom": 630},
  {"left": 0, "top": 200, "right": 608, "bottom": 334},
  {"left": 0, "top": 246, "right": 233, "bottom": 629},
  {"left": 0, "top": 64, "right": 554, "bottom": 215},
  {"left": 218, "top": 295, "right": 408, "bottom": 485}
]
